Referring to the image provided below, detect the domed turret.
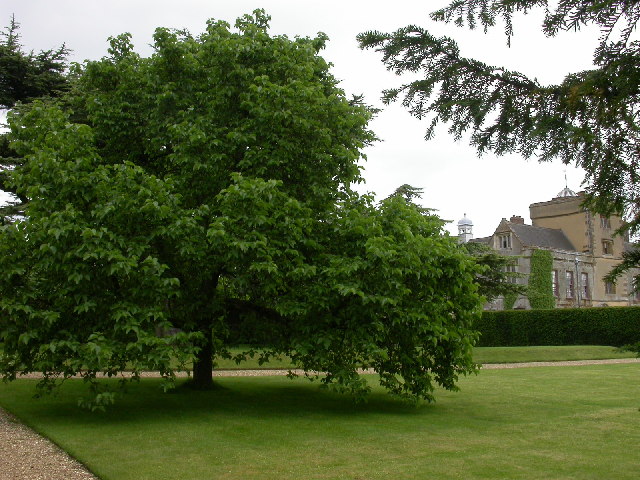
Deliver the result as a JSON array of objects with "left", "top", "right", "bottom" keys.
[
  {"left": 458, "top": 213, "right": 473, "bottom": 243},
  {"left": 555, "top": 170, "right": 578, "bottom": 198},
  {"left": 555, "top": 186, "right": 578, "bottom": 198}
]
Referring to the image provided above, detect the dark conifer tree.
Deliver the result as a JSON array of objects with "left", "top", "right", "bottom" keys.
[{"left": 0, "top": 16, "right": 70, "bottom": 222}]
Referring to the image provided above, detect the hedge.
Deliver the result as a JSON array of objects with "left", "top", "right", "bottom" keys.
[{"left": 476, "top": 307, "right": 640, "bottom": 347}]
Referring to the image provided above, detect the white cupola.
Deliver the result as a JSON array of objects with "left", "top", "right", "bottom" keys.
[
  {"left": 555, "top": 186, "right": 578, "bottom": 198},
  {"left": 458, "top": 214, "right": 473, "bottom": 243}
]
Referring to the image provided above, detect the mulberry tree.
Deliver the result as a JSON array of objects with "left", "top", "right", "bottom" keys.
[{"left": 0, "top": 11, "right": 483, "bottom": 408}]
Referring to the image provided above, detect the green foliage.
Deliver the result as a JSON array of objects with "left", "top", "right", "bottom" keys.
[
  {"left": 475, "top": 306, "right": 640, "bottom": 347},
  {"left": 385, "top": 186, "right": 525, "bottom": 304},
  {"left": 0, "top": 16, "right": 69, "bottom": 109},
  {"left": 0, "top": 11, "right": 482, "bottom": 407},
  {"left": 527, "top": 249, "right": 555, "bottom": 309},
  {"left": 358, "top": 0, "right": 640, "bottom": 283},
  {"left": 605, "top": 244, "right": 640, "bottom": 291},
  {"left": 0, "top": 16, "right": 70, "bottom": 222},
  {"left": 282, "top": 195, "right": 483, "bottom": 401},
  {"left": 502, "top": 291, "right": 518, "bottom": 310},
  {"left": 461, "top": 241, "right": 525, "bottom": 302},
  {"left": 621, "top": 341, "right": 640, "bottom": 357},
  {"left": 0, "top": 105, "right": 195, "bottom": 398},
  {"left": 384, "top": 183, "right": 437, "bottom": 217},
  {"left": 386, "top": 184, "right": 424, "bottom": 203}
]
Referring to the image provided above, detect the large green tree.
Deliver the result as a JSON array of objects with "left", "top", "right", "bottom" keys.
[
  {"left": 0, "top": 16, "right": 70, "bottom": 221},
  {"left": 358, "top": 0, "right": 640, "bottom": 278},
  {"left": 0, "top": 11, "right": 483, "bottom": 408}
]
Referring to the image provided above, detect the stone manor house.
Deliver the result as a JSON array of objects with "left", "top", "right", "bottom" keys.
[{"left": 458, "top": 187, "right": 640, "bottom": 310}]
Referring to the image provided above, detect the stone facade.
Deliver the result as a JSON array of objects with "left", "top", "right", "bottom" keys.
[{"left": 466, "top": 190, "right": 639, "bottom": 310}]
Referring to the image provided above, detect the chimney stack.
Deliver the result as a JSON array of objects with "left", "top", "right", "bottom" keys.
[{"left": 510, "top": 215, "right": 525, "bottom": 224}]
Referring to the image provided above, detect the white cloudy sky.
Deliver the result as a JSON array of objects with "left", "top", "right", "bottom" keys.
[{"left": 1, "top": 0, "right": 599, "bottom": 237}]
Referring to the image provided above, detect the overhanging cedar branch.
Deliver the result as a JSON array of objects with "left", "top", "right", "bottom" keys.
[{"left": 358, "top": 1, "right": 640, "bottom": 233}]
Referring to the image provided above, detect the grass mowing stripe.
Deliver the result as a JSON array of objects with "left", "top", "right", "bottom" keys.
[
  {"left": 213, "top": 345, "right": 634, "bottom": 370},
  {"left": 1, "top": 364, "right": 639, "bottom": 480},
  {"left": 471, "top": 345, "right": 634, "bottom": 364}
]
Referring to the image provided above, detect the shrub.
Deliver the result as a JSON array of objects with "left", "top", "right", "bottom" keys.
[{"left": 476, "top": 307, "right": 640, "bottom": 347}]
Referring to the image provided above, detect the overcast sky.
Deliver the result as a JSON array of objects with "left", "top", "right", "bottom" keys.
[{"left": 1, "top": 0, "right": 599, "bottom": 237}]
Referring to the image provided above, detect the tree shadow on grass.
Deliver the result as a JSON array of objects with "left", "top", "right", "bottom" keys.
[{"left": 0, "top": 375, "right": 438, "bottom": 428}]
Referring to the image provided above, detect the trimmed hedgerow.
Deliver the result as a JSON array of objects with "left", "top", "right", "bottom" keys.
[{"left": 476, "top": 307, "right": 640, "bottom": 347}]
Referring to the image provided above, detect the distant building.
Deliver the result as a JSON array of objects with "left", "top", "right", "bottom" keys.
[{"left": 459, "top": 188, "right": 639, "bottom": 309}]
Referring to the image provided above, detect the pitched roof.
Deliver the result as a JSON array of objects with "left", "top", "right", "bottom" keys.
[
  {"left": 469, "top": 236, "right": 492, "bottom": 245},
  {"left": 508, "top": 223, "right": 576, "bottom": 251}
]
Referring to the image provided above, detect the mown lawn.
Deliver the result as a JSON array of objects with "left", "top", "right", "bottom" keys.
[
  {"left": 1, "top": 363, "right": 638, "bottom": 480},
  {"left": 214, "top": 345, "right": 635, "bottom": 370},
  {"left": 471, "top": 345, "right": 634, "bottom": 364}
]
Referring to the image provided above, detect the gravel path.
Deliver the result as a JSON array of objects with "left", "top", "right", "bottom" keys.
[
  {"left": 2, "top": 358, "right": 639, "bottom": 480},
  {"left": 0, "top": 408, "right": 96, "bottom": 480}
]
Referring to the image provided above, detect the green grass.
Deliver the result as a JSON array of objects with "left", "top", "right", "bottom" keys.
[
  {"left": 215, "top": 348, "right": 295, "bottom": 370},
  {"left": 471, "top": 345, "right": 634, "bottom": 364},
  {"left": 215, "top": 345, "right": 634, "bottom": 370},
  {"left": 1, "top": 364, "right": 639, "bottom": 480}
]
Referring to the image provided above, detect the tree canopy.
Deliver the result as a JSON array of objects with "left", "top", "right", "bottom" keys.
[
  {"left": 358, "top": 0, "right": 640, "bottom": 238},
  {"left": 0, "top": 15, "right": 69, "bottom": 109},
  {"left": 0, "top": 11, "right": 483, "bottom": 408}
]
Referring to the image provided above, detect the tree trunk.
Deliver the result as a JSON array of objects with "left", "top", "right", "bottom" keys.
[
  {"left": 190, "top": 274, "right": 219, "bottom": 390},
  {"left": 192, "top": 329, "right": 214, "bottom": 389}
]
